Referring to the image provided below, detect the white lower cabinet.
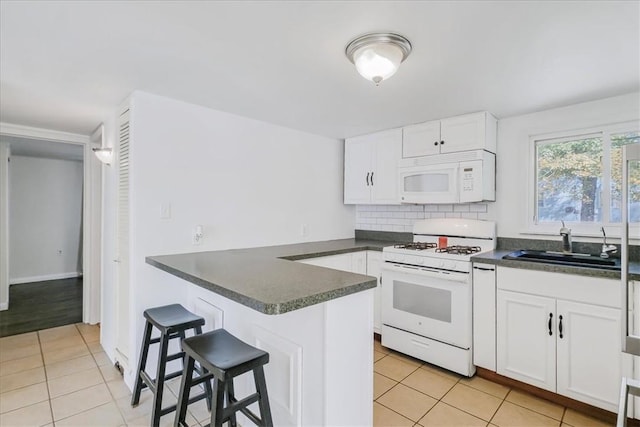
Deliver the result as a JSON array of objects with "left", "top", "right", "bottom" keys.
[
  {"left": 472, "top": 264, "right": 497, "bottom": 371},
  {"left": 367, "top": 251, "right": 382, "bottom": 334},
  {"left": 496, "top": 267, "right": 629, "bottom": 412},
  {"left": 556, "top": 300, "right": 623, "bottom": 410},
  {"left": 497, "top": 290, "right": 556, "bottom": 391},
  {"left": 298, "top": 250, "right": 381, "bottom": 331}
]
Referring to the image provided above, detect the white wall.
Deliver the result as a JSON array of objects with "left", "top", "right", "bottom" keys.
[
  {"left": 0, "top": 143, "right": 10, "bottom": 309},
  {"left": 493, "top": 92, "right": 640, "bottom": 239},
  {"left": 9, "top": 156, "right": 83, "bottom": 283},
  {"left": 101, "top": 91, "right": 355, "bottom": 384}
]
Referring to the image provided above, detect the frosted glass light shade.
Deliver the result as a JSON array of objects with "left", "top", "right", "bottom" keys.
[
  {"left": 346, "top": 33, "right": 412, "bottom": 85},
  {"left": 92, "top": 147, "right": 113, "bottom": 165},
  {"left": 353, "top": 43, "right": 404, "bottom": 84}
]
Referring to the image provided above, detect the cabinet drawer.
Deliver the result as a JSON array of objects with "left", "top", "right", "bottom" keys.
[{"left": 497, "top": 267, "right": 619, "bottom": 308}]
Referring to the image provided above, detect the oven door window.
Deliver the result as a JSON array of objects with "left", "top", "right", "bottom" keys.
[
  {"left": 381, "top": 267, "right": 471, "bottom": 348},
  {"left": 394, "top": 280, "right": 451, "bottom": 323}
]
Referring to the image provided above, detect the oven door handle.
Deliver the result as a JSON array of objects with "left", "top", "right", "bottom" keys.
[{"left": 382, "top": 263, "right": 468, "bottom": 282}]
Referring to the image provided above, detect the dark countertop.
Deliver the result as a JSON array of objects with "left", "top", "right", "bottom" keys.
[
  {"left": 146, "top": 239, "right": 392, "bottom": 315},
  {"left": 472, "top": 249, "right": 640, "bottom": 281}
]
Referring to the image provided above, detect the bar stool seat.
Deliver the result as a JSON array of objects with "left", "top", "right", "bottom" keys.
[
  {"left": 131, "top": 304, "right": 211, "bottom": 427},
  {"left": 175, "top": 329, "right": 273, "bottom": 427}
]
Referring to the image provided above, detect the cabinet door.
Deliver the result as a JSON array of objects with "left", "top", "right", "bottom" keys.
[
  {"left": 352, "top": 251, "right": 367, "bottom": 274},
  {"left": 344, "top": 136, "right": 372, "bottom": 204},
  {"left": 402, "top": 121, "right": 441, "bottom": 157},
  {"left": 371, "top": 128, "right": 402, "bottom": 204},
  {"left": 556, "top": 300, "right": 625, "bottom": 412},
  {"left": 472, "top": 264, "right": 496, "bottom": 371},
  {"left": 298, "top": 253, "right": 353, "bottom": 272},
  {"left": 440, "top": 112, "right": 488, "bottom": 154},
  {"left": 366, "top": 251, "right": 382, "bottom": 333},
  {"left": 497, "top": 290, "right": 556, "bottom": 392}
]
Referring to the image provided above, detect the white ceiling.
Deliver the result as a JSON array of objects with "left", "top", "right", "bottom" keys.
[{"left": 0, "top": 1, "right": 638, "bottom": 140}]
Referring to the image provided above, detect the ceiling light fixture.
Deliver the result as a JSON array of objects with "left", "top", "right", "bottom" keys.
[
  {"left": 92, "top": 147, "right": 113, "bottom": 165},
  {"left": 345, "top": 32, "right": 412, "bottom": 85}
]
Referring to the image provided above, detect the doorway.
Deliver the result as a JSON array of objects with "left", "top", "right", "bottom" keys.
[
  {"left": 0, "top": 126, "right": 102, "bottom": 337},
  {"left": 0, "top": 138, "right": 84, "bottom": 336}
]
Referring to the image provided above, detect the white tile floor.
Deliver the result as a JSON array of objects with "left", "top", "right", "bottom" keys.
[
  {"left": 0, "top": 324, "right": 617, "bottom": 427},
  {"left": 373, "top": 340, "right": 615, "bottom": 427},
  {"left": 0, "top": 323, "right": 205, "bottom": 427}
]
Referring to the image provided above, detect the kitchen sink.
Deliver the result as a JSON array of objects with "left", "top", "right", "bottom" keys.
[{"left": 502, "top": 250, "right": 620, "bottom": 270}]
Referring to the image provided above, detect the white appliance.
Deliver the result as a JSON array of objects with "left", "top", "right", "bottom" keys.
[
  {"left": 381, "top": 218, "right": 496, "bottom": 376},
  {"left": 397, "top": 149, "right": 495, "bottom": 204},
  {"left": 618, "top": 142, "right": 640, "bottom": 426}
]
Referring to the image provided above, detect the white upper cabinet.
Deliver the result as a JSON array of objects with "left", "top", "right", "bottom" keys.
[
  {"left": 402, "top": 112, "right": 497, "bottom": 158},
  {"left": 402, "top": 120, "right": 441, "bottom": 157},
  {"left": 344, "top": 128, "right": 402, "bottom": 204}
]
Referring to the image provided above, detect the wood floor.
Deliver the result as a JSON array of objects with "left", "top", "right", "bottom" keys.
[{"left": 0, "top": 278, "right": 83, "bottom": 337}]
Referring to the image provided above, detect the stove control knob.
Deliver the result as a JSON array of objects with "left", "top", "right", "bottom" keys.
[
  {"left": 450, "top": 262, "right": 457, "bottom": 270},
  {"left": 417, "top": 258, "right": 424, "bottom": 265},
  {"left": 439, "top": 261, "right": 445, "bottom": 268}
]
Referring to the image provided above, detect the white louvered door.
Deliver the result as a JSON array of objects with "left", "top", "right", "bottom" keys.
[{"left": 115, "top": 109, "right": 131, "bottom": 370}]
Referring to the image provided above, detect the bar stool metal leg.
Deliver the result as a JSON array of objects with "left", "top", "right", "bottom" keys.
[
  {"left": 131, "top": 320, "right": 153, "bottom": 406},
  {"left": 174, "top": 355, "right": 196, "bottom": 427},
  {"left": 254, "top": 366, "right": 273, "bottom": 427},
  {"left": 226, "top": 378, "right": 237, "bottom": 427},
  {"left": 150, "top": 332, "right": 171, "bottom": 427},
  {"left": 193, "top": 325, "right": 213, "bottom": 411}
]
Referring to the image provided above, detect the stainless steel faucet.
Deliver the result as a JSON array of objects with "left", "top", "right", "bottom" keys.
[
  {"left": 560, "top": 221, "right": 572, "bottom": 253},
  {"left": 600, "top": 227, "right": 617, "bottom": 258}
]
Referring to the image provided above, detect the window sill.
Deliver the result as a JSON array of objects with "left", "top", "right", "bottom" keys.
[{"left": 520, "top": 225, "right": 640, "bottom": 242}]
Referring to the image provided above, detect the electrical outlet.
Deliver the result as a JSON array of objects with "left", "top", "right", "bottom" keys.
[
  {"left": 301, "top": 224, "right": 309, "bottom": 237},
  {"left": 193, "top": 225, "right": 203, "bottom": 245}
]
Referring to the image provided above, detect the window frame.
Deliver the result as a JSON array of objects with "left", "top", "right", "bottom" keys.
[{"left": 526, "top": 120, "right": 640, "bottom": 238}]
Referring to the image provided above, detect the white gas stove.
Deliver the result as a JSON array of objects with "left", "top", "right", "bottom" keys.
[
  {"left": 381, "top": 218, "right": 496, "bottom": 376},
  {"left": 383, "top": 218, "right": 496, "bottom": 272}
]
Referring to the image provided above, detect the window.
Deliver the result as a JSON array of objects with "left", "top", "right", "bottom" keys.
[{"left": 533, "top": 123, "right": 639, "bottom": 230}]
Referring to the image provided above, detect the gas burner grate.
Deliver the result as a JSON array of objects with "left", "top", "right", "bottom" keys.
[
  {"left": 435, "top": 245, "right": 482, "bottom": 255},
  {"left": 394, "top": 242, "right": 437, "bottom": 250}
]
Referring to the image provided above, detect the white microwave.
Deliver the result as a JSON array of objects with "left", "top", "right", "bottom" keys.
[{"left": 398, "top": 150, "right": 495, "bottom": 204}]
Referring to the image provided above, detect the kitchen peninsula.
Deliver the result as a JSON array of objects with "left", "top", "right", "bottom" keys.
[{"left": 146, "top": 239, "right": 385, "bottom": 427}]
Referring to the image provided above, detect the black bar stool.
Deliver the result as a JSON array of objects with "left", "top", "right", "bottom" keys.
[
  {"left": 131, "top": 304, "right": 212, "bottom": 427},
  {"left": 174, "top": 328, "right": 273, "bottom": 427}
]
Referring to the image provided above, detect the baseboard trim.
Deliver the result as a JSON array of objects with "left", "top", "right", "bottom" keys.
[
  {"left": 0, "top": 302, "right": 7, "bottom": 311},
  {"left": 10, "top": 272, "right": 82, "bottom": 285},
  {"left": 475, "top": 367, "right": 636, "bottom": 425}
]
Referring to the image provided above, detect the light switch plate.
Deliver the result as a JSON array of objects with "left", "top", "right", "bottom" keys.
[{"left": 160, "top": 203, "right": 171, "bottom": 219}]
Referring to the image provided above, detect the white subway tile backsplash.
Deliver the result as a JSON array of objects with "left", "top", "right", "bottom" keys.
[
  {"left": 461, "top": 212, "right": 479, "bottom": 219},
  {"left": 469, "top": 203, "right": 488, "bottom": 212},
  {"left": 355, "top": 203, "right": 492, "bottom": 232}
]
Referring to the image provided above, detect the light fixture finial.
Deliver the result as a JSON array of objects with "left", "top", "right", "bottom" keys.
[{"left": 345, "top": 32, "right": 412, "bottom": 85}]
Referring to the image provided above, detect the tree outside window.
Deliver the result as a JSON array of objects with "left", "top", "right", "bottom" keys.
[{"left": 535, "top": 127, "right": 639, "bottom": 225}]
